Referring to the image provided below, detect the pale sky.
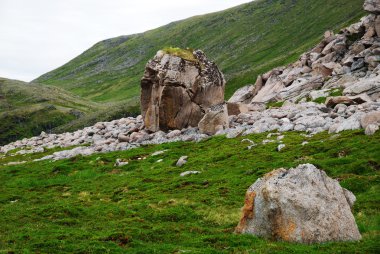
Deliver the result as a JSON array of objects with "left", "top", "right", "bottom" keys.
[{"left": 0, "top": 0, "right": 252, "bottom": 82}]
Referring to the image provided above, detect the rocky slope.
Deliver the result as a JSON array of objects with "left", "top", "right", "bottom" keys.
[
  {"left": 34, "top": 0, "right": 364, "bottom": 102},
  {"left": 1, "top": 2, "right": 380, "bottom": 163},
  {"left": 229, "top": 13, "right": 380, "bottom": 105}
]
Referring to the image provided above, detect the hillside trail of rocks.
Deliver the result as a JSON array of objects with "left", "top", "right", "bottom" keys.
[{"left": 1, "top": 1, "right": 380, "bottom": 163}]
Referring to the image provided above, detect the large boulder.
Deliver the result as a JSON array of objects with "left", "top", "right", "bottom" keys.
[
  {"left": 364, "top": 0, "right": 380, "bottom": 14},
  {"left": 235, "top": 164, "right": 361, "bottom": 243},
  {"left": 141, "top": 49, "right": 225, "bottom": 132}
]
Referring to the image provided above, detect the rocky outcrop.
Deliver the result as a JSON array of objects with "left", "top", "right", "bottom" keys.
[
  {"left": 229, "top": 7, "right": 380, "bottom": 107},
  {"left": 141, "top": 49, "right": 225, "bottom": 132},
  {"left": 235, "top": 164, "right": 361, "bottom": 243},
  {"left": 364, "top": 0, "right": 380, "bottom": 14}
]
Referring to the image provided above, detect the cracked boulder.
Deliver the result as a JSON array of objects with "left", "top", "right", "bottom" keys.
[
  {"left": 235, "top": 164, "right": 361, "bottom": 243},
  {"left": 141, "top": 49, "right": 225, "bottom": 132}
]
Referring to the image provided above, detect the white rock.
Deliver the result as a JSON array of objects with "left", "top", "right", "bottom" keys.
[
  {"left": 180, "top": 171, "right": 200, "bottom": 177},
  {"left": 176, "top": 156, "right": 188, "bottom": 167}
]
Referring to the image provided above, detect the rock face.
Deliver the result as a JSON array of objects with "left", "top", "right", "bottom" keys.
[
  {"left": 364, "top": 0, "right": 380, "bottom": 14},
  {"left": 141, "top": 49, "right": 225, "bottom": 132},
  {"left": 235, "top": 164, "right": 361, "bottom": 243}
]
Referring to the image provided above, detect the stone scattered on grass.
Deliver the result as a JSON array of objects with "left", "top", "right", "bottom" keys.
[
  {"left": 151, "top": 150, "right": 168, "bottom": 156},
  {"left": 176, "top": 156, "right": 188, "bottom": 167},
  {"left": 114, "top": 159, "right": 129, "bottom": 167},
  {"left": 277, "top": 144, "right": 286, "bottom": 151},
  {"left": 180, "top": 171, "right": 200, "bottom": 177}
]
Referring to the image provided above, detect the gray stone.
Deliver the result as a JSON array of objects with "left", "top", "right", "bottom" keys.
[
  {"left": 235, "top": 164, "right": 361, "bottom": 243},
  {"left": 180, "top": 171, "right": 200, "bottom": 177},
  {"left": 365, "top": 124, "right": 379, "bottom": 135},
  {"left": 176, "top": 156, "right": 188, "bottom": 167},
  {"left": 364, "top": 0, "right": 380, "bottom": 14},
  {"left": 198, "top": 103, "right": 229, "bottom": 135}
]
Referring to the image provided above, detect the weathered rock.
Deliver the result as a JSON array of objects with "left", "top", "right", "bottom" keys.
[
  {"left": 360, "top": 111, "right": 380, "bottom": 128},
  {"left": 226, "top": 102, "right": 249, "bottom": 116},
  {"left": 198, "top": 103, "right": 229, "bottom": 135},
  {"left": 141, "top": 49, "right": 225, "bottom": 132},
  {"left": 364, "top": 0, "right": 380, "bottom": 14},
  {"left": 176, "top": 156, "right": 188, "bottom": 167},
  {"left": 365, "top": 124, "right": 379, "bottom": 135},
  {"left": 235, "top": 164, "right": 361, "bottom": 243},
  {"left": 325, "top": 96, "right": 356, "bottom": 108},
  {"left": 117, "top": 133, "right": 130, "bottom": 143},
  {"left": 228, "top": 85, "right": 254, "bottom": 104},
  {"left": 180, "top": 171, "right": 200, "bottom": 177},
  {"left": 343, "top": 76, "right": 380, "bottom": 99}
]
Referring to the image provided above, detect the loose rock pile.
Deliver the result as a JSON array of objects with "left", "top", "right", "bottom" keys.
[
  {"left": 229, "top": 2, "right": 380, "bottom": 107},
  {"left": 1, "top": 0, "right": 379, "bottom": 163}
]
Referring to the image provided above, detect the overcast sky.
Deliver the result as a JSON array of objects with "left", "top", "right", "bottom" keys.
[{"left": 0, "top": 0, "right": 251, "bottom": 82}]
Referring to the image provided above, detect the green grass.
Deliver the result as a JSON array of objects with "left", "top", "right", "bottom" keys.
[
  {"left": 0, "top": 78, "right": 140, "bottom": 145},
  {"left": 162, "top": 47, "right": 197, "bottom": 62},
  {"left": 35, "top": 0, "right": 365, "bottom": 103},
  {"left": 1, "top": 130, "right": 379, "bottom": 253},
  {"left": 0, "top": 77, "right": 103, "bottom": 145}
]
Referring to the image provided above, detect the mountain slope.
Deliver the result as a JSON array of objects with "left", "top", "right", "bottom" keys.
[
  {"left": 0, "top": 78, "right": 103, "bottom": 145},
  {"left": 35, "top": 0, "right": 365, "bottom": 102}
]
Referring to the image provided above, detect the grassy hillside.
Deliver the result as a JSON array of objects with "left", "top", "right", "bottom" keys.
[
  {"left": 0, "top": 130, "right": 379, "bottom": 253},
  {"left": 35, "top": 0, "right": 365, "bottom": 102},
  {"left": 0, "top": 78, "right": 103, "bottom": 145},
  {"left": 0, "top": 78, "right": 141, "bottom": 145}
]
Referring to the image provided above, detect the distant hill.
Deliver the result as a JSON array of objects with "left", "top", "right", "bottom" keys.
[
  {"left": 0, "top": 78, "right": 141, "bottom": 145},
  {"left": 35, "top": 0, "right": 364, "bottom": 103},
  {"left": 0, "top": 78, "right": 102, "bottom": 144}
]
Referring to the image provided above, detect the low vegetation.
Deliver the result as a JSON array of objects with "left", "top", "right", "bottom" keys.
[
  {"left": 35, "top": 0, "right": 365, "bottom": 102},
  {"left": 162, "top": 47, "right": 197, "bottom": 62},
  {"left": 1, "top": 130, "right": 379, "bottom": 253}
]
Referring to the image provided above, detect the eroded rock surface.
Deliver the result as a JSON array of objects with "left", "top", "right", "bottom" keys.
[
  {"left": 235, "top": 164, "right": 361, "bottom": 243},
  {"left": 141, "top": 49, "right": 225, "bottom": 132}
]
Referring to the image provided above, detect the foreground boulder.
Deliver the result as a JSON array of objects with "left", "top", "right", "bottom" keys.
[
  {"left": 141, "top": 48, "right": 225, "bottom": 132},
  {"left": 235, "top": 164, "right": 361, "bottom": 243}
]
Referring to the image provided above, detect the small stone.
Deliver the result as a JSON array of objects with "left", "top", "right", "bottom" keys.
[
  {"left": 114, "top": 159, "right": 129, "bottom": 167},
  {"left": 277, "top": 144, "right": 286, "bottom": 151},
  {"left": 151, "top": 150, "right": 167, "bottom": 156},
  {"left": 180, "top": 171, "right": 200, "bottom": 177},
  {"left": 176, "top": 156, "right": 188, "bottom": 167}
]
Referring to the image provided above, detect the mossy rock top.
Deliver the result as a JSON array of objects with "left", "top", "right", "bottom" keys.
[{"left": 161, "top": 47, "right": 197, "bottom": 62}]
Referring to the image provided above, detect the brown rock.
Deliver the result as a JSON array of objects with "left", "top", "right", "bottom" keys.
[
  {"left": 141, "top": 49, "right": 225, "bottom": 132},
  {"left": 375, "top": 15, "right": 380, "bottom": 36},
  {"left": 361, "top": 111, "right": 380, "bottom": 129},
  {"left": 227, "top": 102, "right": 249, "bottom": 116},
  {"left": 198, "top": 103, "right": 229, "bottom": 135},
  {"left": 325, "top": 96, "right": 355, "bottom": 108},
  {"left": 235, "top": 164, "right": 361, "bottom": 243}
]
